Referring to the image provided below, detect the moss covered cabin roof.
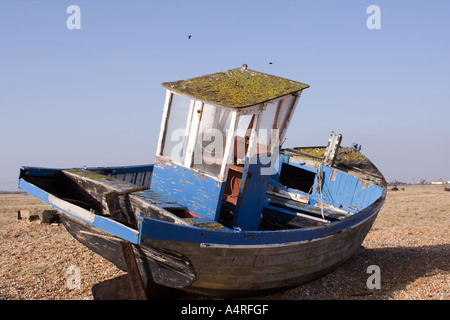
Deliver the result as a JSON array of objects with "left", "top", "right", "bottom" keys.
[{"left": 161, "top": 66, "right": 309, "bottom": 109}]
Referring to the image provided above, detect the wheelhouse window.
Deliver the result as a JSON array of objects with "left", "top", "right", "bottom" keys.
[
  {"left": 159, "top": 92, "right": 298, "bottom": 179},
  {"left": 232, "top": 114, "right": 254, "bottom": 164},
  {"left": 162, "top": 94, "right": 192, "bottom": 164},
  {"left": 276, "top": 95, "right": 294, "bottom": 130},
  {"left": 255, "top": 96, "right": 296, "bottom": 155},
  {"left": 192, "top": 103, "right": 233, "bottom": 177},
  {"left": 257, "top": 101, "right": 279, "bottom": 154}
]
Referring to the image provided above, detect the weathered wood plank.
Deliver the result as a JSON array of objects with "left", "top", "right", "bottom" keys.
[
  {"left": 143, "top": 213, "right": 376, "bottom": 295},
  {"left": 266, "top": 194, "right": 352, "bottom": 220},
  {"left": 61, "top": 169, "right": 191, "bottom": 226},
  {"left": 119, "top": 241, "right": 148, "bottom": 300}
]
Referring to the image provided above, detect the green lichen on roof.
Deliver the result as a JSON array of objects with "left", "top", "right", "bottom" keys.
[{"left": 161, "top": 66, "right": 309, "bottom": 109}]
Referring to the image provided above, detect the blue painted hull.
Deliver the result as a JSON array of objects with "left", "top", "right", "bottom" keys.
[
  {"left": 18, "top": 160, "right": 386, "bottom": 297},
  {"left": 141, "top": 198, "right": 384, "bottom": 296}
]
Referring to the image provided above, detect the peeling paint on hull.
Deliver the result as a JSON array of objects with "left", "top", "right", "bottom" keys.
[{"left": 18, "top": 161, "right": 385, "bottom": 297}]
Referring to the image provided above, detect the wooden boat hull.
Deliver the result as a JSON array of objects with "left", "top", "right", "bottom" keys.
[
  {"left": 58, "top": 214, "right": 196, "bottom": 289},
  {"left": 18, "top": 163, "right": 385, "bottom": 297},
  {"left": 57, "top": 199, "right": 381, "bottom": 297},
  {"left": 143, "top": 210, "right": 380, "bottom": 297}
]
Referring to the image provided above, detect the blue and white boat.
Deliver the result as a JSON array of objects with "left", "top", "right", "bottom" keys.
[{"left": 19, "top": 65, "right": 386, "bottom": 298}]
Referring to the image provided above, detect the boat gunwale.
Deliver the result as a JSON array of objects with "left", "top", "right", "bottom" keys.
[{"left": 18, "top": 174, "right": 141, "bottom": 244}]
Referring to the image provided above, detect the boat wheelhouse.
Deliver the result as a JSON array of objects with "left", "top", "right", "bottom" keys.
[{"left": 153, "top": 65, "right": 309, "bottom": 230}]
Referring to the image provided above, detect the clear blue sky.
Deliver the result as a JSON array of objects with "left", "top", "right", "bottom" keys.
[{"left": 1, "top": 0, "right": 449, "bottom": 190}]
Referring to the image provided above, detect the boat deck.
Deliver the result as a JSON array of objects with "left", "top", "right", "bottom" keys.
[
  {"left": 62, "top": 169, "right": 345, "bottom": 232},
  {"left": 266, "top": 193, "right": 353, "bottom": 220}
]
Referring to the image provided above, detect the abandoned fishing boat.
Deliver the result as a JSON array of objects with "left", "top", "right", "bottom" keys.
[{"left": 19, "top": 65, "right": 387, "bottom": 298}]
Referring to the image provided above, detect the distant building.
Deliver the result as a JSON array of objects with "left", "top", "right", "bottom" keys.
[{"left": 431, "top": 180, "right": 447, "bottom": 185}]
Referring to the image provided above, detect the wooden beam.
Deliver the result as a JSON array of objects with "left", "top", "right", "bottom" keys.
[
  {"left": 323, "top": 131, "right": 342, "bottom": 167},
  {"left": 119, "top": 241, "right": 148, "bottom": 300},
  {"left": 115, "top": 185, "right": 148, "bottom": 196},
  {"left": 220, "top": 111, "right": 238, "bottom": 181},
  {"left": 156, "top": 90, "right": 173, "bottom": 157},
  {"left": 104, "top": 186, "right": 147, "bottom": 226}
]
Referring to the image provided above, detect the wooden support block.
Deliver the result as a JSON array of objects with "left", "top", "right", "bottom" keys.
[
  {"left": 17, "top": 210, "right": 39, "bottom": 222},
  {"left": 119, "top": 241, "right": 148, "bottom": 300},
  {"left": 39, "top": 210, "right": 59, "bottom": 224}
]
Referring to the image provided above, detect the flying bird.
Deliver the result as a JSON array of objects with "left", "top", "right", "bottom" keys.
[{"left": 188, "top": 35, "right": 192, "bottom": 39}]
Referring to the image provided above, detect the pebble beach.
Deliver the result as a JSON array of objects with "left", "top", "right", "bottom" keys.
[{"left": 0, "top": 184, "right": 448, "bottom": 300}]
